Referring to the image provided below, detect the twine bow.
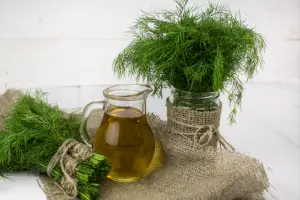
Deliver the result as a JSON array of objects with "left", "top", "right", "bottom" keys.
[{"left": 47, "top": 139, "right": 93, "bottom": 199}]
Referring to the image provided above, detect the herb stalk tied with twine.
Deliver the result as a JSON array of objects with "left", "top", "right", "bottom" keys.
[
  {"left": 113, "top": 0, "right": 266, "bottom": 123},
  {"left": 0, "top": 91, "right": 111, "bottom": 200}
]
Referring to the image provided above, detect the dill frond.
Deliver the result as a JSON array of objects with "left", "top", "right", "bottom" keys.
[{"left": 113, "top": 0, "right": 265, "bottom": 123}]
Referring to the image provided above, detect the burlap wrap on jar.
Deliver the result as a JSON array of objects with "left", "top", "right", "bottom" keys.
[
  {"left": 166, "top": 100, "right": 221, "bottom": 148},
  {"left": 166, "top": 94, "right": 234, "bottom": 150}
]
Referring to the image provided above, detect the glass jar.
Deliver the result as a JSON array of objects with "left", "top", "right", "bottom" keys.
[{"left": 166, "top": 87, "right": 222, "bottom": 148}]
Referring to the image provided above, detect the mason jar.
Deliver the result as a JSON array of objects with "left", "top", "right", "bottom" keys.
[{"left": 166, "top": 87, "right": 222, "bottom": 148}]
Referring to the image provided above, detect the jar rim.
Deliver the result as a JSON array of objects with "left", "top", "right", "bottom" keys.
[{"left": 170, "top": 86, "right": 220, "bottom": 99}]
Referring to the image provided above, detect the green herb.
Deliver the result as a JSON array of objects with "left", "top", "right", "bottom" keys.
[
  {"left": 113, "top": 0, "right": 265, "bottom": 123},
  {"left": 0, "top": 90, "right": 111, "bottom": 200}
]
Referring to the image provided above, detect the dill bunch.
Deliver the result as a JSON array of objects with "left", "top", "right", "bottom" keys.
[
  {"left": 113, "top": 0, "right": 265, "bottom": 123},
  {"left": 0, "top": 91, "right": 111, "bottom": 200}
]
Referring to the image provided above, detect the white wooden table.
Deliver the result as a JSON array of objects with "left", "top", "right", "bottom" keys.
[{"left": 0, "top": 83, "right": 299, "bottom": 200}]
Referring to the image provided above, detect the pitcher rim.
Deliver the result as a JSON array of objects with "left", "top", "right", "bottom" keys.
[{"left": 103, "top": 84, "right": 153, "bottom": 101}]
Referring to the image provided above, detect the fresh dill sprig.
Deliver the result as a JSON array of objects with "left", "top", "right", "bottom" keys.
[
  {"left": 113, "top": 0, "right": 265, "bottom": 123},
  {"left": 0, "top": 90, "right": 111, "bottom": 200}
]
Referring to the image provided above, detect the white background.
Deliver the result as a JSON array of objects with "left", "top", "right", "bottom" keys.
[{"left": 0, "top": 0, "right": 299, "bottom": 199}]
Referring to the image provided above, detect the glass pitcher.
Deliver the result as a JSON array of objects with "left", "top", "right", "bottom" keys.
[{"left": 80, "top": 84, "right": 156, "bottom": 183}]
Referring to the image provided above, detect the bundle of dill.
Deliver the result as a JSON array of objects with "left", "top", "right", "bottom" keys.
[
  {"left": 0, "top": 90, "right": 111, "bottom": 200},
  {"left": 113, "top": 0, "right": 266, "bottom": 123}
]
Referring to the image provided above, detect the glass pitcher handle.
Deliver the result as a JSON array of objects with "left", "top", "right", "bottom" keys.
[{"left": 80, "top": 100, "right": 107, "bottom": 147}]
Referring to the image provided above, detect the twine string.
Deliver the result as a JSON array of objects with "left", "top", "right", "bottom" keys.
[
  {"left": 46, "top": 139, "right": 93, "bottom": 199},
  {"left": 167, "top": 117, "right": 234, "bottom": 151}
]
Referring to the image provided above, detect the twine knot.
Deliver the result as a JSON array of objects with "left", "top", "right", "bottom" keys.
[{"left": 47, "top": 139, "right": 93, "bottom": 199}]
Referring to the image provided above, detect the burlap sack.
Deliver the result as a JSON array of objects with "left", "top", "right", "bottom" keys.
[{"left": 0, "top": 89, "right": 269, "bottom": 200}]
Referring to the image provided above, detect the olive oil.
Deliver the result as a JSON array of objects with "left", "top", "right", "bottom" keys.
[{"left": 92, "top": 107, "right": 155, "bottom": 182}]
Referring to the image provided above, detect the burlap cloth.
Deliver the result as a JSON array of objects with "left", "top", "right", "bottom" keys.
[
  {"left": 0, "top": 89, "right": 23, "bottom": 129},
  {"left": 0, "top": 89, "right": 269, "bottom": 200}
]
